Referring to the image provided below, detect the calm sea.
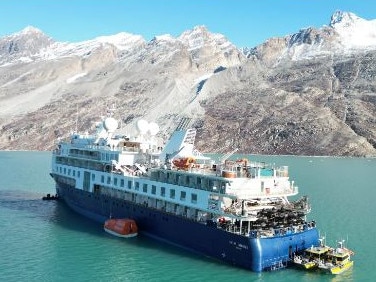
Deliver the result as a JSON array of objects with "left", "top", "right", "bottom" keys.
[{"left": 0, "top": 151, "right": 375, "bottom": 282}]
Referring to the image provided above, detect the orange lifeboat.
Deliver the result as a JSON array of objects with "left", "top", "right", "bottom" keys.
[
  {"left": 221, "top": 171, "right": 237, "bottom": 178},
  {"left": 104, "top": 218, "right": 138, "bottom": 238},
  {"left": 172, "top": 157, "right": 195, "bottom": 169}
]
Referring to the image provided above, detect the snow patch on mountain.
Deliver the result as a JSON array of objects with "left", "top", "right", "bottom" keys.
[
  {"left": 179, "top": 25, "right": 233, "bottom": 52},
  {"left": 153, "top": 34, "right": 176, "bottom": 42},
  {"left": 330, "top": 11, "right": 376, "bottom": 49},
  {"left": 16, "top": 26, "right": 45, "bottom": 36},
  {"left": 43, "top": 31, "right": 146, "bottom": 59},
  {"left": 66, "top": 72, "right": 87, "bottom": 84},
  {"left": 95, "top": 32, "right": 145, "bottom": 50}
]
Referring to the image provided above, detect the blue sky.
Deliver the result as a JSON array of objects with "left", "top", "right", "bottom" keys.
[{"left": 1, "top": 0, "right": 375, "bottom": 47}]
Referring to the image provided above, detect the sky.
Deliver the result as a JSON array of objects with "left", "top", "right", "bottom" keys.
[{"left": 0, "top": 0, "right": 375, "bottom": 48}]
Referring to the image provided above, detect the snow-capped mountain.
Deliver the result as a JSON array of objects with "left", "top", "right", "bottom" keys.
[
  {"left": 251, "top": 11, "right": 376, "bottom": 64},
  {"left": 4, "top": 11, "right": 376, "bottom": 67},
  {"left": 0, "top": 11, "right": 375, "bottom": 157},
  {"left": 0, "top": 25, "right": 240, "bottom": 68},
  {"left": 288, "top": 11, "right": 376, "bottom": 59},
  {"left": 0, "top": 27, "right": 147, "bottom": 64},
  {"left": 329, "top": 11, "right": 376, "bottom": 49},
  {"left": 0, "top": 26, "right": 54, "bottom": 64}
]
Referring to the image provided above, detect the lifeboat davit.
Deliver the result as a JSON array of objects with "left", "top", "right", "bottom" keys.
[{"left": 104, "top": 218, "right": 138, "bottom": 238}]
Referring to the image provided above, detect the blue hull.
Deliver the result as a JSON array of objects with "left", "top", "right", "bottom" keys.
[{"left": 54, "top": 180, "right": 319, "bottom": 272}]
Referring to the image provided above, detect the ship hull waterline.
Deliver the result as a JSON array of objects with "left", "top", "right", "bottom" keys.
[{"left": 53, "top": 177, "right": 319, "bottom": 272}]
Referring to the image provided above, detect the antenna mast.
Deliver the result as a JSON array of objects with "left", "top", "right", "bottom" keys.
[{"left": 75, "top": 105, "right": 78, "bottom": 133}]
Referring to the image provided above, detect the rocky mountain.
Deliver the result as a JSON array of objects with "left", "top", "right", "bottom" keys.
[
  {"left": 0, "top": 26, "right": 55, "bottom": 64},
  {"left": 0, "top": 11, "right": 375, "bottom": 156}
]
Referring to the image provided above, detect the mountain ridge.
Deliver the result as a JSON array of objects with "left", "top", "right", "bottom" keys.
[{"left": 0, "top": 11, "right": 375, "bottom": 156}]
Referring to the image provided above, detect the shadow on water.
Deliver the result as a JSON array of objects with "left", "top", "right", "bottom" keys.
[
  {"left": 0, "top": 190, "right": 233, "bottom": 270},
  {"left": 0, "top": 190, "right": 101, "bottom": 235}
]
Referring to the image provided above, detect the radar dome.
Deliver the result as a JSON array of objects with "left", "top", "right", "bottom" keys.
[
  {"left": 148, "top": 122, "right": 160, "bottom": 136},
  {"left": 136, "top": 119, "right": 149, "bottom": 134},
  {"left": 103, "top": 117, "right": 118, "bottom": 133}
]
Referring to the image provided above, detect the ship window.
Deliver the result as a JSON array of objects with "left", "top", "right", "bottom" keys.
[
  {"left": 91, "top": 174, "right": 95, "bottom": 181},
  {"left": 135, "top": 182, "right": 139, "bottom": 191},
  {"left": 143, "top": 184, "right": 148, "bottom": 193},
  {"left": 127, "top": 181, "right": 132, "bottom": 189},
  {"left": 68, "top": 169, "right": 71, "bottom": 175},
  {"left": 170, "top": 189, "right": 175, "bottom": 199},
  {"left": 191, "top": 193, "right": 197, "bottom": 204},
  {"left": 120, "top": 179, "right": 124, "bottom": 187},
  {"left": 220, "top": 182, "right": 226, "bottom": 193},
  {"left": 197, "top": 177, "right": 202, "bottom": 189},
  {"left": 73, "top": 170, "right": 75, "bottom": 176},
  {"left": 101, "top": 175, "right": 105, "bottom": 183},
  {"left": 180, "top": 191, "right": 186, "bottom": 201},
  {"left": 114, "top": 178, "right": 118, "bottom": 186},
  {"left": 161, "top": 187, "right": 165, "bottom": 197},
  {"left": 59, "top": 167, "right": 62, "bottom": 173},
  {"left": 107, "top": 177, "right": 111, "bottom": 184},
  {"left": 151, "top": 185, "right": 156, "bottom": 195},
  {"left": 64, "top": 168, "right": 66, "bottom": 174},
  {"left": 78, "top": 171, "right": 80, "bottom": 178}
]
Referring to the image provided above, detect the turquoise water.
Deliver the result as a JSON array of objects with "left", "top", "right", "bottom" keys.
[{"left": 0, "top": 151, "right": 375, "bottom": 281}]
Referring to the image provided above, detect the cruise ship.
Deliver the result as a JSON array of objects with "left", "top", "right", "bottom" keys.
[{"left": 50, "top": 113, "right": 319, "bottom": 272}]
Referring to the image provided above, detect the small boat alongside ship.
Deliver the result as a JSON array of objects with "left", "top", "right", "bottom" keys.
[
  {"left": 49, "top": 109, "right": 351, "bottom": 272},
  {"left": 104, "top": 218, "right": 138, "bottom": 238},
  {"left": 293, "top": 238, "right": 354, "bottom": 274},
  {"left": 293, "top": 238, "right": 331, "bottom": 270},
  {"left": 42, "top": 193, "right": 59, "bottom": 201},
  {"left": 317, "top": 240, "right": 354, "bottom": 275}
]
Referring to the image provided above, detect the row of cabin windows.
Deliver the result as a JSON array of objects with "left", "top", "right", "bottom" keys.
[
  {"left": 56, "top": 166, "right": 198, "bottom": 204},
  {"left": 99, "top": 174, "right": 197, "bottom": 203},
  {"left": 69, "top": 149, "right": 100, "bottom": 160},
  {"left": 58, "top": 166, "right": 80, "bottom": 178},
  {"left": 101, "top": 153, "right": 118, "bottom": 162},
  {"left": 158, "top": 170, "right": 227, "bottom": 193}
]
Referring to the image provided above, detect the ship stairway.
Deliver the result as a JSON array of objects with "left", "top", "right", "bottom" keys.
[
  {"left": 270, "top": 260, "right": 287, "bottom": 271},
  {"left": 175, "top": 117, "right": 196, "bottom": 145},
  {"left": 176, "top": 117, "right": 192, "bottom": 131}
]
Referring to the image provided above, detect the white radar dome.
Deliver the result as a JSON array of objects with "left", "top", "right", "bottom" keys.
[
  {"left": 148, "top": 122, "right": 160, "bottom": 136},
  {"left": 136, "top": 119, "right": 149, "bottom": 134},
  {"left": 103, "top": 117, "right": 118, "bottom": 133}
]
